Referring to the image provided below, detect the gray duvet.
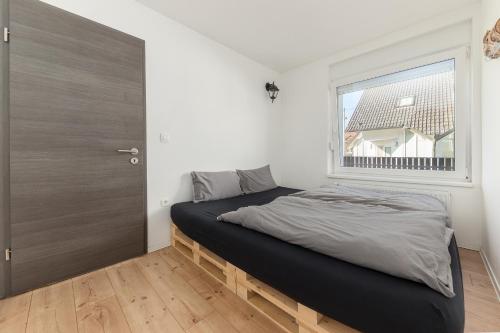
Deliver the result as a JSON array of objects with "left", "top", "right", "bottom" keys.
[{"left": 218, "top": 185, "right": 454, "bottom": 297}]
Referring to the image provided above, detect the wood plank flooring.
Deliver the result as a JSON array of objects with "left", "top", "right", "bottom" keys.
[
  {"left": 460, "top": 249, "right": 500, "bottom": 332},
  {"left": 0, "top": 247, "right": 498, "bottom": 333}
]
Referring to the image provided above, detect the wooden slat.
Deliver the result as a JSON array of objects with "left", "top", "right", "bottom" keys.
[
  {"left": 199, "top": 246, "right": 226, "bottom": 269},
  {"left": 248, "top": 294, "right": 299, "bottom": 333},
  {"left": 173, "top": 229, "right": 194, "bottom": 247},
  {"left": 297, "top": 304, "right": 358, "bottom": 333},
  {"left": 299, "top": 325, "right": 315, "bottom": 333},
  {"left": 171, "top": 228, "right": 235, "bottom": 292},
  {"left": 173, "top": 240, "right": 194, "bottom": 261},
  {"left": 198, "top": 257, "right": 226, "bottom": 284},
  {"left": 245, "top": 276, "right": 298, "bottom": 315},
  {"left": 318, "top": 316, "right": 359, "bottom": 333},
  {"left": 297, "top": 304, "right": 321, "bottom": 326}
]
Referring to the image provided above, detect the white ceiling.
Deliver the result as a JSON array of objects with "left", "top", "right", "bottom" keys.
[{"left": 137, "top": 0, "right": 476, "bottom": 72}]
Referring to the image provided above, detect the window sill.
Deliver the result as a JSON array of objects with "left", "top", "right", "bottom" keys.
[{"left": 327, "top": 173, "right": 474, "bottom": 188}]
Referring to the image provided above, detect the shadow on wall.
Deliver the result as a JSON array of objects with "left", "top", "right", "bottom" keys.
[{"left": 175, "top": 173, "right": 194, "bottom": 203}]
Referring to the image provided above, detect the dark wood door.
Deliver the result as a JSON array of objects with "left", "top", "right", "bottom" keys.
[{"left": 8, "top": 0, "right": 146, "bottom": 294}]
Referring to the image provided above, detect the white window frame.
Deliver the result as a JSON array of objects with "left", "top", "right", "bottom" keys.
[
  {"left": 397, "top": 96, "right": 416, "bottom": 107},
  {"left": 328, "top": 47, "right": 471, "bottom": 185}
]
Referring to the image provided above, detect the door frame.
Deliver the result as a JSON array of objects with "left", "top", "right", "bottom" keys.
[
  {"left": 0, "top": 0, "right": 10, "bottom": 299},
  {"left": 141, "top": 43, "right": 148, "bottom": 256}
]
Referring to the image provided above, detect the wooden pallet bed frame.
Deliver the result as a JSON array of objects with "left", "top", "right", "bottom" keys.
[{"left": 171, "top": 224, "right": 358, "bottom": 333}]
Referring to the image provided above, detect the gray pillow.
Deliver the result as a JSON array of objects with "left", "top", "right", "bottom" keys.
[
  {"left": 191, "top": 171, "right": 243, "bottom": 203},
  {"left": 236, "top": 165, "right": 277, "bottom": 194}
]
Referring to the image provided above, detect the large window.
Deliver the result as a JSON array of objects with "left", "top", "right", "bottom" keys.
[{"left": 330, "top": 48, "right": 470, "bottom": 183}]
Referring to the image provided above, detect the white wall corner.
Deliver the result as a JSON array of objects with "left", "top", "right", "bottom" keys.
[
  {"left": 147, "top": 219, "right": 171, "bottom": 253},
  {"left": 148, "top": 238, "right": 170, "bottom": 253},
  {"left": 479, "top": 249, "right": 500, "bottom": 301}
]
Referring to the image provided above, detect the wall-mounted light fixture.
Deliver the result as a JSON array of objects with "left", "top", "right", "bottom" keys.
[
  {"left": 483, "top": 18, "right": 500, "bottom": 60},
  {"left": 265, "top": 82, "right": 279, "bottom": 103}
]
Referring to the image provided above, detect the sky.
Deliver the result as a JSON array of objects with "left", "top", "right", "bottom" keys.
[{"left": 342, "top": 90, "right": 363, "bottom": 130}]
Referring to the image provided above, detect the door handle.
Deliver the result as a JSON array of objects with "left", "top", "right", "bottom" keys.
[{"left": 117, "top": 147, "right": 139, "bottom": 155}]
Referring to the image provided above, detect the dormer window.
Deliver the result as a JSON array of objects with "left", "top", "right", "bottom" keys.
[{"left": 397, "top": 96, "right": 415, "bottom": 107}]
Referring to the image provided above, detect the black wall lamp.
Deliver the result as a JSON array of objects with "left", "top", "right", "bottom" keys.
[{"left": 265, "top": 82, "right": 279, "bottom": 103}]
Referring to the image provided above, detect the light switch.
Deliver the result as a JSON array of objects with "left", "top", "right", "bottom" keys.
[
  {"left": 160, "top": 198, "right": 169, "bottom": 207},
  {"left": 160, "top": 132, "right": 170, "bottom": 143}
]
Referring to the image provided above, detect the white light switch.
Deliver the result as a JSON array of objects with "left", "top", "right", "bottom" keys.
[
  {"left": 160, "top": 132, "right": 170, "bottom": 143},
  {"left": 160, "top": 198, "right": 169, "bottom": 207}
]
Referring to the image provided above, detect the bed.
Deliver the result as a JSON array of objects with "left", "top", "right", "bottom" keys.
[{"left": 171, "top": 187, "right": 465, "bottom": 333}]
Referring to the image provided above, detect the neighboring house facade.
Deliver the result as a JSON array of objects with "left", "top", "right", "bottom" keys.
[{"left": 345, "top": 70, "right": 455, "bottom": 158}]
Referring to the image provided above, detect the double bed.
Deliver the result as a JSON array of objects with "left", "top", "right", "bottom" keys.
[{"left": 171, "top": 187, "right": 464, "bottom": 333}]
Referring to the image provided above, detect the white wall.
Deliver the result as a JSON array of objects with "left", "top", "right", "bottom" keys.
[
  {"left": 481, "top": 0, "right": 500, "bottom": 295},
  {"left": 41, "top": 0, "right": 280, "bottom": 252},
  {"left": 274, "top": 5, "right": 484, "bottom": 250}
]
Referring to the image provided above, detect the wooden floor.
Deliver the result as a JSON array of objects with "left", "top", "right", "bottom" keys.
[
  {"left": 0, "top": 247, "right": 498, "bottom": 333},
  {"left": 460, "top": 249, "right": 500, "bottom": 332}
]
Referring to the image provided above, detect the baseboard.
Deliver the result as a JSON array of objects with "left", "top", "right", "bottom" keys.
[
  {"left": 479, "top": 249, "right": 500, "bottom": 302},
  {"left": 458, "top": 243, "right": 481, "bottom": 252}
]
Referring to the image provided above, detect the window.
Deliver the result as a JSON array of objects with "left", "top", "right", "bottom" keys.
[
  {"left": 397, "top": 96, "right": 415, "bottom": 107},
  {"left": 330, "top": 48, "right": 470, "bottom": 183}
]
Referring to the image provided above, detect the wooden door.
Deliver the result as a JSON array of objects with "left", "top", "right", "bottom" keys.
[{"left": 8, "top": 0, "right": 146, "bottom": 294}]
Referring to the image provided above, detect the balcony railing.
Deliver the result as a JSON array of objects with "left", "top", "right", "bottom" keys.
[{"left": 343, "top": 156, "right": 455, "bottom": 171}]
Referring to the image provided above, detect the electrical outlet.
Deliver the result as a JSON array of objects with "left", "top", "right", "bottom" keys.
[
  {"left": 160, "top": 198, "right": 169, "bottom": 207},
  {"left": 160, "top": 132, "right": 170, "bottom": 144}
]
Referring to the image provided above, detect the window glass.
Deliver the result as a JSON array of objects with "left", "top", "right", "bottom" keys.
[{"left": 337, "top": 59, "right": 455, "bottom": 171}]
